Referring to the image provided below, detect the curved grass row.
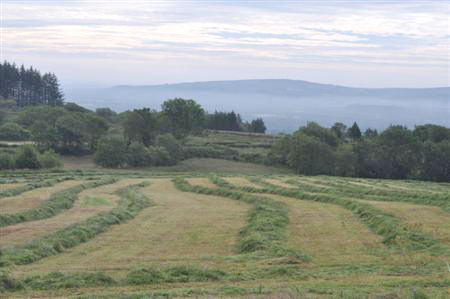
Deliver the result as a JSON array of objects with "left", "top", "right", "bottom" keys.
[
  {"left": 0, "top": 181, "right": 152, "bottom": 267},
  {"left": 0, "top": 177, "right": 76, "bottom": 199},
  {"left": 282, "top": 178, "right": 450, "bottom": 212},
  {"left": 173, "top": 178, "right": 309, "bottom": 262},
  {"left": 0, "top": 178, "right": 118, "bottom": 228},
  {"left": 210, "top": 176, "right": 450, "bottom": 256}
]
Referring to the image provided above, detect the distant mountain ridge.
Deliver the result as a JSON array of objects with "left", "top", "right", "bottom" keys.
[
  {"left": 66, "top": 79, "right": 450, "bottom": 132},
  {"left": 110, "top": 79, "right": 449, "bottom": 99}
]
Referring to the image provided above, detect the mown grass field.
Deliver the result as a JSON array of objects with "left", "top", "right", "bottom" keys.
[{"left": 0, "top": 161, "right": 449, "bottom": 298}]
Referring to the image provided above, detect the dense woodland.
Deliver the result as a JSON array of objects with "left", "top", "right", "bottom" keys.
[
  {"left": 0, "top": 62, "right": 448, "bottom": 182},
  {"left": 0, "top": 61, "right": 64, "bottom": 107}
]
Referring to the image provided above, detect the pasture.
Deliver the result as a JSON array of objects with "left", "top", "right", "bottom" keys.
[{"left": 0, "top": 165, "right": 449, "bottom": 298}]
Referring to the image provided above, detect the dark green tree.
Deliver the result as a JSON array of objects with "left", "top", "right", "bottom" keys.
[
  {"left": 94, "top": 137, "right": 128, "bottom": 168},
  {"left": 363, "top": 128, "right": 378, "bottom": 138},
  {"left": 123, "top": 108, "right": 159, "bottom": 146},
  {"left": 331, "top": 122, "right": 347, "bottom": 140},
  {"left": 15, "top": 145, "right": 41, "bottom": 169},
  {"left": 297, "top": 122, "right": 339, "bottom": 147},
  {"left": 348, "top": 122, "right": 362, "bottom": 140},
  {"left": 377, "top": 125, "right": 421, "bottom": 179},
  {"left": 287, "top": 133, "right": 335, "bottom": 175},
  {"left": 84, "top": 114, "right": 109, "bottom": 150},
  {"left": 56, "top": 114, "right": 86, "bottom": 152},
  {"left": 421, "top": 140, "right": 450, "bottom": 182},
  {"left": 414, "top": 124, "right": 450, "bottom": 143},
  {"left": 161, "top": 98, "right": 205, "bottom": 139},
  {"left": 249, "top": 118, "right": 266, "bottom": 133}
]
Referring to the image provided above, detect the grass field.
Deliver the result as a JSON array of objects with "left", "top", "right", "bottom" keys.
[{"left": 0, "top": 160, "right": 449, "bottom": 298}]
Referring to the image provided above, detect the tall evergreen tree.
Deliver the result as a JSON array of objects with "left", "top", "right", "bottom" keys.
[
  {"left": 0, "top": 61, "right": 64, "bottom": 107},
  {"left": 348, "top": 122, "right": 362, "bottom": 140}
]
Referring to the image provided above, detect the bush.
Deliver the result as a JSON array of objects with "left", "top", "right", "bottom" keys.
[
  {"left": 0, "top": 122, "right": 31, "bottom": 141},
  {"left": 14, "top": 145, "right": 41, "bottom": 169},
  {"left": 38, "top": 150, "right": 62, "bottom": 169},
  {"left": 126, "top": 142, "right": 152, "bottom": 167},
  {"left": 0, "top": 153, "right": 15, "bottom": 170},
  {"left": 287, "top": 133, "right": 335, "bottom": 175},
  {"left": 147, "top": 146, "right": 171, "bottom": 166},
  {"left": 155, "top": 133, "right": 183, "bottom": 165},
  {"left": 94, "top": 137, "right": 128, "bottom": 168}
]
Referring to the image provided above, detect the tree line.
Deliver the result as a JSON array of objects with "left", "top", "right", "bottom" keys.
[
  {"left": 268, "top": 122, "right": 450, "bottom": 182},
  {"left": 0, "top": 61, "right": 64, "bottom": 107},
  {"left": 206, "top": 111, "right": 266, "bottom": 133},
  {"left": 0, "top": 97, "right": 267, "bottom": 169}
]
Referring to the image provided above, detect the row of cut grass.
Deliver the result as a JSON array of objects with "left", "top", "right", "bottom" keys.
[
  {"left": 0, "top": 178, "right": 117, "bottom": 228},
  {"left": 289, "top": 177, "right": 450, "bottom": 210},
  {"left": 211, "top": 176, "right": 450, "bottom": 256},
  {"left": 1, "top": 265, "right": 228, "bottom": 293},
  {"left": 0, "top": 181, "right": 152, "bottom": 267},
  {"left": 173, "top": 177, "right": 309, "bottom": 262},
  {"left": 0, "top": 177, "right": 75, "bottom": 199},
  {"left": 281, "top": 177, "right": 450, "bottom": 212}
]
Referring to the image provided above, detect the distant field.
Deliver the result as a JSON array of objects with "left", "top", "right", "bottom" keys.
[{"left": 0, "top": 168, "right": 449, "bottom": 298}]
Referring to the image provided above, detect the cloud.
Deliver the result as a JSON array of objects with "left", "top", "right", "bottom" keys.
[{"left": 2, "top": 0, "right": 448, "bottom": 87}]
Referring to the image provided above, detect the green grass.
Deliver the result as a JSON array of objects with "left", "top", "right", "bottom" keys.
[
  {"left": 0, "top": 178, "right": 117, "bottom": 227},
  {"left": 1, "top": 169, "right": 449, "bottom": 298},
  {"left": 173, "top": 177, "right": 309, "bottom": 262},
  {"left": 0, "top": 176, "right": 75, "bottom": 199},
  {"left": 80, "top": 196, "right": 113, "bottom": 207},
  {"left": 0, "top": 181, "right": 152, "bottom": 267},
  {"left": 211, "top": 176, "right": 450, "bottom": 256}
]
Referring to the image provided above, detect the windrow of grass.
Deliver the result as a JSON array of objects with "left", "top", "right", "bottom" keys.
[
  {"left": 0, "top": 178, "right": 118, "bottom": 228},
  {"left": 284, "top": 178, "right": 450, "bottom": 212},
  {"left": 210, "top": 176, "right": 450, "bottom": 256},
  {"left": 0, "top": 265, "right": 229, "bottom": 293},
  {"left": 0, "top": 177, "right": 75, "bottom": 199},
  {"left": 0, "top": 181, "right": 152, "bottom": 267},
  {"left": 172, "top": 178, "right": 309, "bottom": 262}
]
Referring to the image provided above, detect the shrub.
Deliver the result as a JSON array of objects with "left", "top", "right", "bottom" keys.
[
  {"left": 0, "top": 153, "right": 15, "bottom": 170},
  {"left": 287, "top": 133, "right": 335, "bottom": 175},
  {"left": 0, "top": 122, "right": 31, "bottom": 141},
  {"left": 147, "top": 146, "right": 171, "bottom": 166},
  {"left": 14, "top": 145, "right": 41, "bottom": 169},
  {"left": 155, "top": 133, "right": 183, "bottom": 164},
  {"left": 38, "top": 150, "right": 62, "bottom": 169},
  {"left": 94, "top": 137, "right": 128, "bottom": 168},
  {"left": 126, "top": 142, "right": 152, "bottom": 167}
]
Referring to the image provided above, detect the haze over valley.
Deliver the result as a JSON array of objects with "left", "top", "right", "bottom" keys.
[{"left": 67, "top": 79, "right": 450, "bottom": 132}]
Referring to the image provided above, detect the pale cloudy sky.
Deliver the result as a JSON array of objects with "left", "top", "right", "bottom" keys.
[{"left": 2, "top": 0, "right": 449, "bottom": 88}]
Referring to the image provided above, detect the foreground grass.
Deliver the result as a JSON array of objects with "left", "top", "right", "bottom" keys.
[
  {"left": 12, "top": 179, "right": 249, "bottom": 277},
  {"left": 0, "top": 181, "right": 152, "bottom": 267},
  {"left": 1, "top": 170, "right": 449, "bottom": 298}
]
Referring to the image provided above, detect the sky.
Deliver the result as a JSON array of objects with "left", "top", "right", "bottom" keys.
[{"left": 1, "top": 0, "right": 449, "bottom": 88}]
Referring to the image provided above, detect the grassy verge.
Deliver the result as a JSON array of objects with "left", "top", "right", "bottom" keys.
[
  {"left": 0, "top": 177, "right": 75, "bottom": 199},
  {"left": 173, "top": 178, "right": 308, "bottom": 261},
  {"left": 0, "top": 181, "right": 152, "bottom": 267},
  {"left": 211, "top": 176, "right": 450, "bottom": 256},
  {"left": 0, "top": 178, "right": 117, "bottom": 227}
]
